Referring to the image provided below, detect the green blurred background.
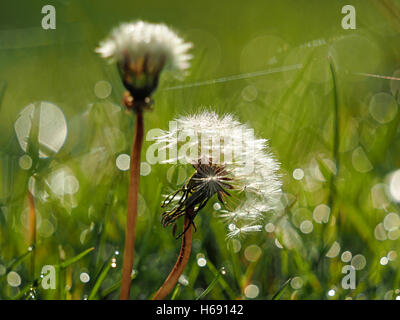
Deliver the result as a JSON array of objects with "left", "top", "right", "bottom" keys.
[{"left": 1, "top": 0, "right": 400, "bottom": 300}]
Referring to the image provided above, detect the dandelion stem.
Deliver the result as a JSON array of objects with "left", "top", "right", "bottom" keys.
[
  {"left": 120, "top": 109, "right": 144, "bottom": 300},
  {"left": 28, "top": 191, "right": 36, "bottom": 279},
  {"left": 152, "top": 211, "right": 193, "bottom": 300}
]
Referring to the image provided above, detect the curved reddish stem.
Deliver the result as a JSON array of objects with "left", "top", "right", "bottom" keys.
[
  {"left": 153, "top": 212, "right": 193, "bottom": 300},
  {"left": 120, "top": 110, "right": 144, "bottom": 300}
]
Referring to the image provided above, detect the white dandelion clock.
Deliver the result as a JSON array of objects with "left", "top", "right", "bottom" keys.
[
  {"left": 96, "top": 21, "right": 192, "bottom": 109},
  {"left": 155, "top": 111, "right": 282, "bottom": 238},
  {"left": 96, "top": 21, "right": 192, "bottom": 72}
]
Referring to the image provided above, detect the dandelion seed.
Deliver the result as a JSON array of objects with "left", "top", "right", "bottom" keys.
[
  {"left": 227, "top": 225, "right": 263, "bottom": 238},
  {"left": 155, "top": 111, "right": 282, "bottom": 238}
]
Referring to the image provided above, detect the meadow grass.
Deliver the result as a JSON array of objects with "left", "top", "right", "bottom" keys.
[{"left": 1, "top": 0, "right": 400, "bottom": 300}]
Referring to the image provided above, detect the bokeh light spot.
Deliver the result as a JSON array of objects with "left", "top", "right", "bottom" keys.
[
  {"left": 265, "top": 222, "right": 275, "bottom": 233},
  {"left": 79, "top": 272, "right": 90, "bottom": 283},
  {"left": 389, "top": 170, "right": 400, "bottom": 203},
  {"left": 369, "top": 92, "right": 397, "bottom": 124},
  {"left": 383, "top": 212, "right": 400, "bottom": 231},
  {"left": 371, "top": 184, "right": 390, "bottom": 209},
  {"left": 94, "top": 80, "right": 112, "bottom": 99},
  {"left": 14, "top": 101, "right": 67, "bottom": 158},
  {"left": 374, "top": 223, "right": 387, "bottom": 241},
  {"left": 116, "top": 154, "right": 130, "bottom": 171},
  {"left": 18, "top": 155, "right": 32, "bottom": 170},
  {"left": 351, "top": 254, "right": 367, "bottom": 270},
  {"left": 290, "top": 277, "right": 304, "bottom": 290},
  {"left": 328, "top": 289, "right": 336, "bottom": 297},
  {"left": 313, "top": 204, "right": 330, "bottom": 224},
  {"left": 7, "top": 271, "right": 21, "bottom": 287},
  {"left": 49, "top": 168, "right": 79, "bottom": 196},
  {"left": 140, "top": 162, "right": 151, "bottom": 176},
  {"left": 293, "top": 168, "right": 304, "bottom": 180},
  {"left": 244, "top": 245, "right": 262, "bottom": 262},
  {"left": 300, "top": 220, "right": 313, "bottom": 234},
  {"left": 275, "top": 238, "right": 283, "bottom": 249},
  {"left": 352, "top": 146, "right": 373, "bottom": 173},
  {"left": 388, "top": 251, "right": 398, "bottom": 261},
  {"left": 341, "top": 251, "right": 352, "bottom": 263},
  {"left": 326, "top": 241, "right": 341, "bottom": 258},
  {"left": 213, "top": 203, "right": 221, "bottom": 211},
  {"left": 244, "top": 284, "right": 259, "bottom": 299}
]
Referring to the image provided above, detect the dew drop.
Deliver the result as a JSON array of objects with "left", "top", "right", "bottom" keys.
[
  {"left": 79, "top": 272, "right": 90, "bottom": 283},
  {"left": 380, "top": 257, "right": 389, "bottom": 265}
]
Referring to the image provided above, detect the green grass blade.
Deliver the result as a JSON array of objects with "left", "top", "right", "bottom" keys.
[
  {"left": 59, "top": 247, "right": 95, "bottom": 269},
  {"left": 171, "top": 284, "right": 181, "bottom": 300},
  {"left": 0, "top": 246, "right": 34, "bottom": 282},
  {"left": 88, "top": 257, "right": 113, "bottom": 300},
  {"left": 11, "top": 276, "right": 42, "bottom": 300},
  {"left": 195, "top": 268, "right": 224, "bottom": 300},
  {"left": 271, "top": 278, "right": 291, "bottom": 300},
  {"left": 206, "top": 260, "right": 236, "bottom": 299}
]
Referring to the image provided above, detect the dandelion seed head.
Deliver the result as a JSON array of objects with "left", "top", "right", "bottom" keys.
[
  {"left": 96, "top": 21, "right": 192, "bottom": 75},
  {"left": 157, "top": 111, "right": 282, "bottom": 238}
]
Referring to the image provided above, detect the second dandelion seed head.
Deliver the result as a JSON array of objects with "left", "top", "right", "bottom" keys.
[{"left": 96, "top": 21, "right": 192, "bottom": 111}]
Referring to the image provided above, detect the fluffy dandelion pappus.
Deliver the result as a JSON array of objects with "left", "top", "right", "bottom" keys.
[
  {"left": 155, "top": 111, "right": 282, "bottom": 238},
  {"left": 96, "top": 21, "right": 192, "bottom": 111}
]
